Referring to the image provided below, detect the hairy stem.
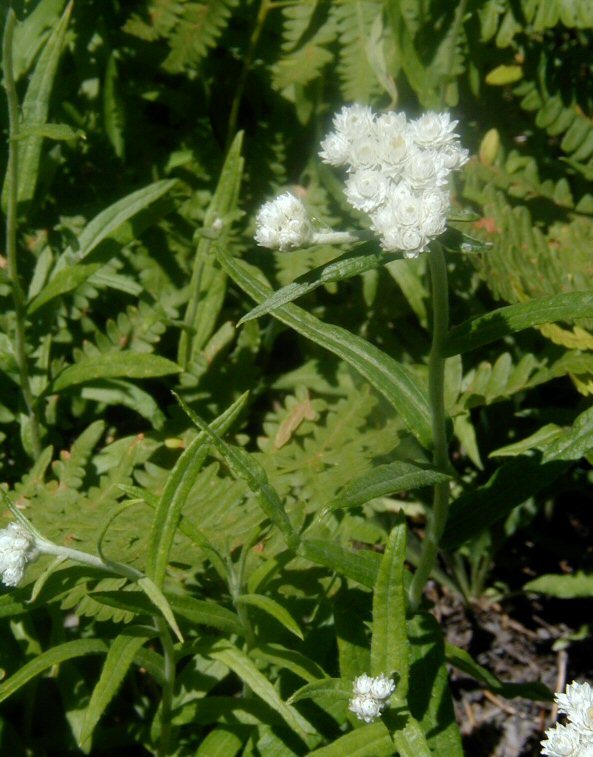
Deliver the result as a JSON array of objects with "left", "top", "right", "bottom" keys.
[
  {"left": 2, "top": 10, "right": 42, "bottom": 458},
  {"left": 226, "top": 0, "right": 271, "bottom": 149},
  {"left": 155, "top": 616, "right": 176, "bottom": 757},
  {"left": 408, "top": 243, "right": 450, "bottom": 611}
]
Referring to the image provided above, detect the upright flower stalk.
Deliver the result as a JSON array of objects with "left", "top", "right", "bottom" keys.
[
  {"left": 254, "top": 104, "right": 467, "bottom": 611},
  {"left": 408, "top": 242, "right": 450, "bottom": 611},
  {"left": 2, "top": 10, "right": 42, "bottom": 458}
]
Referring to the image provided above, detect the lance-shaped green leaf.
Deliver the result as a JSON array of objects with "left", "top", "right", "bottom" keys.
[
  {"left": 441, "top": 455, "right": 569, "bottom": 551},
  {"left": 0, "top": 639, "right": 107, "bottom": 703},
  {"left": 441, "top": 226, "right": 493, "bottom": 254},
  {"left": 217, "top": 246, "right": 432, "bottom": 447},
  {"left": 236, "top": 594, "right": 303, "bottom": 640},
  {"left": 407, "top": 614, "right": 463, "bottom": 756},
  {"left": 80, "top": 627, "right": 155, "bottom": 747},
  {"left": 542, "top": 405, "right": 593, "bottom": 463},
  {"left": 50, "top": 353, "right": 180, "bottom": 392},
  {"left": 445, "top": 642, "right": 553, "bottom": 701},
  {"left": 179, "top": 132, "right": 244, "bottom": 367},
  {"left": 309, "top": 721, "right": 395, "bottom": 756},
  {"left": 238, "top": 243, "right": 395, "bottom": 325},
  {"left": 299, "top": 539, "right": 380, "bottom": 588},
  {"left": 288, "top": 677, "right": 352, "bottom": 705},
  {"left": 445, "top": 291, "right": 593, "bottom": 356},
  {"left": 523, "top": 571, "right": 593, "bottom": 599},
  {"left": 174, "top": 392, "right": 298, "bottom": 549},
  {"left": 2, "top": 2, "right": 72, "bottom": 209},
  {"left": 30, "top": 179, "right": 177, "bottom": 310},
  {"left": 391, "top": 714, "right": 432, "bottom": 757},
  {"left": 137, "top": 576, "right": 183, "bottom": 642},
  {"left": 209, "top": 640, "right": 314, "bottom": 738},
  {"left": 11, "top": 122, "right": 84, "bottom": 141},
  {"left": 168, "top": 595, "right": 243, "bottom": 635},
  {"left": 324, "top": 461, "right": 451, "bottom": 514},
  {"left": 251, "top": 644, "right": 328, "bottom": 683},
  {"left": 146, "top": 391, "right": 249, "bottom": 587},
  {"left": 371, "top": 515, "right": 408, "bottom": 696},
  {"left": 195, "top": 727, "right": 245, "bottom": 757}
]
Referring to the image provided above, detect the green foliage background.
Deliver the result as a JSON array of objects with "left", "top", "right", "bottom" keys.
[{"left": 0, "top": 0, "right": 592, "bottom": 754}]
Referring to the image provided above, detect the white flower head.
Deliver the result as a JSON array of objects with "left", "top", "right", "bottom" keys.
[
  {"left": 349, "top": 673, "right": 395, "bottom": 723},
  {"left": 409, "top": 111, "right": 460, "bottom": 148},
  {"left": 319, "top": 132, "right": 351, "bottom": 167},
  {"left": 541, "top": 722, "right": 584, "bottom": 756},
  {"left": 353, "top": 673, "right": 374, "bottom": 696},
  {"left": 439, "top": 142, "right": 470, "bottom": 171},
  {"left": 370, "top": 673, "right": 396, "bottom": 700},
  {"left": 254, "top": 192, "right": 313, "bottom": 252},
  {"left": 0, "top": 522, "right": 38, "bottom": 587},
  {"left": 403, "top": 147, "right": 448, "bottom": 191},
  {"left": 556, "top": 682, "right": 593, "bottom": 734},
  {"left": 344, "top": 169, "right": 389, "bottom": 213},
  {"left": 332, "top": 104, "right": 376, "bottom": 143},
  {"left": 349, "top": 693, "right": 383, "bottom": 723}
]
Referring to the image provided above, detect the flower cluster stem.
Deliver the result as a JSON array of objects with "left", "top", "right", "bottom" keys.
[
  {"left": 2, "top": 10, "right": 42, "bottom": 459},
  {"left": 408, "top": 242, "right": 450, "bottom": 612}
]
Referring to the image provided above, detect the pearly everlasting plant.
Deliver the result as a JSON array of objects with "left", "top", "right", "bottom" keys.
[
  {"left": 255, "top": 105, "right": 468, "bottom": 258},
  {"left": 541, "top": 681, "right": 593, "bottom": 756},
  {"left": 349, "top": 673, "right": 396, "bottom": 723}
]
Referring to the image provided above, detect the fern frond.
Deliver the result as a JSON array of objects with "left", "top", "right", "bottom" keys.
[{"left": 330, "top": 1, "right": 384, "bottom": 103}]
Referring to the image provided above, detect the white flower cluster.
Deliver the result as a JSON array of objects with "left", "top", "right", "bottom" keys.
[
  {"left": 254, "top": 192, "right": 313, "bottom": 252},
  {"left": 0, "top": 522, "right": 37, "bottom": 587},
  {"left": 541, "top": 682, "right": 593, "bottom": 756},
  {"left": 349, "top": 673, "right": 395, "bottom": 723},
  {"left": 320, "top": 105, "right": 468, "bottom": 257}
]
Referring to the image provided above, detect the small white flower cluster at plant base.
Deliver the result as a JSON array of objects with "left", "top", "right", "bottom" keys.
[
  {"left": 541, "top": 681, "right": 593, "bottom": 756},
  {"left": 0, "top": 522, "right": 38, "bottom": 587},
  {"left": 349, "top": 673, "right": 396, "bottom": 723},
  {"left": 254, "top": 105, "right": 468, "bottom": 257}
]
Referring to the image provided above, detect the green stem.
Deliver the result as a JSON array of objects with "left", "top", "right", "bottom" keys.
[
  {"left": 225, "top": 0, "right": 271, "bottom": 149},
  {"left": 155, "top": 616, "right": 175, "bottom": 757},
  {"left": 2, "top": 10, "right": 42, "bottom": 458},
  {"left": 408, "top": 243, "right": 450, "bottom": 612}
]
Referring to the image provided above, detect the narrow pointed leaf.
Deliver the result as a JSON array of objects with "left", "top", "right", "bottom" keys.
[
  {"left": 236, "top": 594, "right": 303, "bottom": 639},
  {"left": 146, "top": 391, "right": 249, "bottom": 587},
  {"left": 441, "top": 455, "right": 569, "bottom": 550},
  {"left": 209, "top": 641, "right": 314, "bottom": 738},
  {"left": 80, "top": 628, "right": 155, "bottom": 747},
  {"left": 0, "top": 639, "right": 107, "bottom": 703},
  {"left": 325, "top": 462, "right": 451, "bottom": 513},
  {"left": 300, "top": 539, "right": 380, "bottom": 588},
  {"left": 523, "top": 571, "right": 593, "bottom": 599},
  {"left": 445, "top": 642, "right": 553, "bottom": 700},
  {"left": 542, "top": 405, "right": 593, "bottom": 462},
  {"left": 195, "top": 727, "right": 245, "bottom": 757},
  {"left": 11, "top": 122, "right": 84, "bottom": 141},
  {"left": 4, "top": 2, "right": 72, "bottom": 208},
  {"left": 238, "top": 243, "right": 394, "bottom": 325},
  {"left": 309, "top": 722, "right": 394, "bottom": 756},
  {"left": 288, "top": 678, "right": 351, "bottom": 705},
  {"left": 30, "top": 179, "right": 177, "bottom": 309},
  {"left": 137, "top": 576, "right": 183, "bottom": 642},
  {"left": 217, "top": 246, "right": 432, "bottom": 447},
  {"left": 179, "top": 132, "right": 244, "bottom": 366},
  {"left": 50, "top": 353, "right": 180, "bottom": 392},
  {"left": 168, "top": 595, "right": 243, "bottom": 635},
  {"left": 371, "top": 515, "right": 408, "bottom": 694},
  {"left": 445, "top": 291, "right": 593, "bottom": 356},
  {"left": 251, "top": 644, "right": 328, "bottom": 683},
  {"left": 407, "top": 614, "right": 463, "bottom": 756},
  {"left": 175, "top": 393, "right": 298, "bottom": 548}
]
